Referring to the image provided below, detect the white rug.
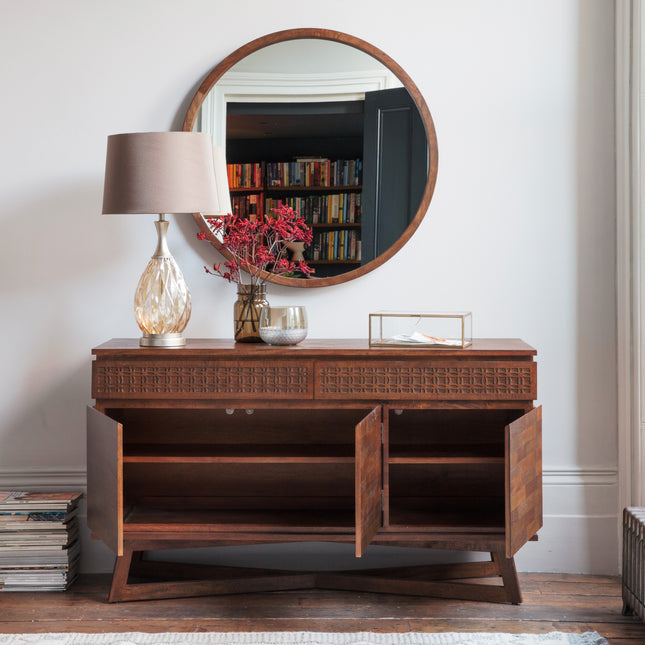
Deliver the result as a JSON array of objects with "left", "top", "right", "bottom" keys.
[{"left": 0, "top": 633, "right": 608, "bottom": 645}]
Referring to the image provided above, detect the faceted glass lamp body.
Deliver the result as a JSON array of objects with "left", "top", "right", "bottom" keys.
[{"left": 135, "top": 218, "right": 191, "bottom": 347}]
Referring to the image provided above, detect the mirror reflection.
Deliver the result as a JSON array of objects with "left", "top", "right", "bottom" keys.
[{"left": 187, "top": 33, "right": 436, "bottom": 286}]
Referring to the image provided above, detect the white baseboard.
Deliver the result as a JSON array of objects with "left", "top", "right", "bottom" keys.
[
  {"left": 0, "top": 465, "right": 620, "bottom": 575},
  {"left": 0, "top": 467, "right": 87, "bottom": 490},
  {"left": 518, "top": 466, "right": 619, "bottom": 575}
]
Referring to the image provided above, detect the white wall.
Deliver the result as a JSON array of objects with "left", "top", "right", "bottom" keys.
[{"left": 0, "top": 0, "right": 617, "bottom": 574}]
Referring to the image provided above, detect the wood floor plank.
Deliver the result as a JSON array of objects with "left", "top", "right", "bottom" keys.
[
  {"left": 0, "top": 594, "right": 631, "bottom": 622},
  {"left": 0, "top": 573, "right": 644, "bottom": 643},
  {"left": 519, "top": 581, "right": 625, "bottom": 596},
  {"left": 0, "top": 621, "right": 415, "bottom": 635},
  {"left": 518, "top": 572, "right": 619, "bottom": 584}
]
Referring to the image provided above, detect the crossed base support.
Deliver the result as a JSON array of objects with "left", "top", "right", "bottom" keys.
[{"left": 107, "top": 548, "right": 522, "bottom": 605}]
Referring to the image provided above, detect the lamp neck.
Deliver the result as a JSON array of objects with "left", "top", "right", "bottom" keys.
[{"left": 153, "top": 213, "right": 171, "bottom": 258}]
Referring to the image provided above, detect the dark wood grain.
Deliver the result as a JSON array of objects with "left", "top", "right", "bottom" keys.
[
  {"left": 315, "top": 360, "right": 537, "bottom": 401},
  {"left": 89, "top": 338, "right": 540, "bottom": 603},
  {"left": 123, "top": 443, "right": 356, "bottom": 463},
  {"left": 506, "top": 406, "right": 543, "bottom": 557},
  {"left": 388, "top": 443, "right": 504, "bottom": 463},
  {"left": 493, "top": 551, "right": 522, "bottom": 604},
  {"left": 355, "top": 407, "right": 382, "bottom": 557},
  {"left": 93, "top": 337, "right": 537, "bottom": 356},
  {"left": 124, "top": 508, "right": 355, "bottom": 533}
]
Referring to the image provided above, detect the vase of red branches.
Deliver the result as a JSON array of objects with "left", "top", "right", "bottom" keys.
[
  {"left": 233, "top": 283, "right": 269, "bottom": 342},
  {"left": 199, "top": 204, "right": 313, "bottom": 342}
]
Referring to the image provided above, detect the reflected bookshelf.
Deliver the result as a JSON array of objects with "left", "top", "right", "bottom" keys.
[{"left": 227, "top": 158, "right": 363, "bottom": 268}]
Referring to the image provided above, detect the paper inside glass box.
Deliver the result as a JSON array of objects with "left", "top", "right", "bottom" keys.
[{"left": 369, "top": 312, "right": 472, "bottom": 348}]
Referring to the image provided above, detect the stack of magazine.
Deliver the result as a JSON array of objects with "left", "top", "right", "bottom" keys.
[{"left": 0, "top": 491, "right": 82, "bottom": 591}]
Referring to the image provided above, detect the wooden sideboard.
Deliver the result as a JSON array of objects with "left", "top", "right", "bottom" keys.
[{"left": 87, "top": 338, "right": 541, "bottom": 604}]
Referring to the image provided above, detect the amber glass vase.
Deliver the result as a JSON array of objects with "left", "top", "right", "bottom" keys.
[{"left": 234, "top": 284, "right": 268, "bottom": 342}]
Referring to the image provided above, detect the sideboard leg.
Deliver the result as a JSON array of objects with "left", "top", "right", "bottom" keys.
[
  {"left": 492, "top": 551, "right": 522, "bottom": 605},
  {"left": 108, "top": 548, "right": 134, "bottom": 603},
  {"left": 106, "top": 550, "right": 318, "bottom": 602}
]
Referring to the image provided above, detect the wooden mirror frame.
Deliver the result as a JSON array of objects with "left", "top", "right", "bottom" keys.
[{"left": 182, "top": 28, "right": 438, "bottom": 288}]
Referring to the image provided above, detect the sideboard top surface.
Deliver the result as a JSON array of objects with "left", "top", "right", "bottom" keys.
[{"left": 93, "top": 338, "right": 536, "bottom": 359}]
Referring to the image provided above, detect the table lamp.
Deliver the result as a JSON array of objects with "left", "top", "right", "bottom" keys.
[{"left": 102, "top": 132, "right": 220, "bottom": 347}]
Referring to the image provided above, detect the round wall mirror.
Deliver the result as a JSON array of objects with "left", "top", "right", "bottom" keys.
[{"left": 183, "top": 28, "right": 438, "bottom": 288}]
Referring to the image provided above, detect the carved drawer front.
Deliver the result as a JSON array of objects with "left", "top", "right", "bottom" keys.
[
  {"left": 93, "top": 360, "right": 314, "bottom": 400},
  {"left": 315, "top": 360, "right": 537, "bottom": 400}
]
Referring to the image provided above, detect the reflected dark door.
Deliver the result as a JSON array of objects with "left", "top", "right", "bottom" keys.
[{"left": 361, "top": 87, "right": 428, "bottom": 264}]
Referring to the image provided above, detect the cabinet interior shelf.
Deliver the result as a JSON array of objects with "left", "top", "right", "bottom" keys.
[
  {"left": 121, "top": 506, "right": 505, "bottom": 535},
  {"left": 388, "top": 508, "right": 505, "bottom": 533},
  {"left": 388, "top": 443, "right": 504, "bottom": 464},
  {"left": 123, "top": 506, "right": 355, "bottom": 533},
  {"left": 123, "top": 443, "right": 355, "bottom": 464}
]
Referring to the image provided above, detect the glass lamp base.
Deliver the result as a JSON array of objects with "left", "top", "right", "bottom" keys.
[
  {"left": 134, "top": 218, "right": 191, "bottom": 347},
  {"left": 140, "top": 332, "right": 186, "bottom": 348}
]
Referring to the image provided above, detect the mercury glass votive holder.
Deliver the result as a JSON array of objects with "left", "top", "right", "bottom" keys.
[{"left": 259, "top": 306, "right": 308, "bottom": 346}]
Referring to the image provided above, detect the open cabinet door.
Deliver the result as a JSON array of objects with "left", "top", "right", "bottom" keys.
[
  {"left": 505, "top": 406, "right": 542, "bottom": 558},
  {"left": 87, "top": 407, "right": 123, "bottom": 556},
  {"left": 355, "top": 407, "right": 382, "bottom": 557}
]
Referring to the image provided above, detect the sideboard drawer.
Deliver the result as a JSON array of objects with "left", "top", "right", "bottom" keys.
[
  {"left": 315, "top": 360, "right": 537, "bottom": 400},
  {"left": 93, "top": 360, "right": 315, "bottom": 400}
]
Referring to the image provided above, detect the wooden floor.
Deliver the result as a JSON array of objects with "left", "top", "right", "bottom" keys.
[{"left": 1, "top": 573, "right": 645, "bottom": 644}]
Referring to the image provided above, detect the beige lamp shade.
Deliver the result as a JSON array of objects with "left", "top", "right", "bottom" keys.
[
  {"left": 102, "top": 132, "right": 220, "bottom": 215},
  {"left": 204, "top": 145, "right": 233, "bottom": 217}
]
